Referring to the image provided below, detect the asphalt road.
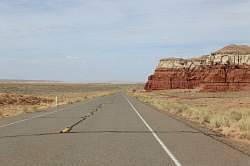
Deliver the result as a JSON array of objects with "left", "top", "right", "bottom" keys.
[{"left": 0, "top": 93, "right": 249, "bottom": 166}]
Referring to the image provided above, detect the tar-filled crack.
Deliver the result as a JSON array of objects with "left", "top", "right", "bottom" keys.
[{"left": 60, "top": 100, "right": 114, "bottom": 134}]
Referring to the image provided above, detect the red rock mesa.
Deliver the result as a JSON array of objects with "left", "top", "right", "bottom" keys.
[{"left": 145, "top": 44, "right": 250, "bottom": 91}]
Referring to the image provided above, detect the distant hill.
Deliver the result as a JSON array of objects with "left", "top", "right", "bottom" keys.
[{"left": 215, "top": 44, "right": 250, "bottom": 55}]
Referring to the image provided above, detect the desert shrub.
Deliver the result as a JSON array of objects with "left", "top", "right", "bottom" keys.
[
  {"left": 237, "top": 116, "right": 250, "bottom": 131},
  {"left": 210, "top": 116, "right": 224, "bottom": 128},
  {"left": 175, "top": 106, "right": 184, "bottom": 114},
  {"left": 222, "top": 117, "right": 231, "bottom": 127},
  {"left": 199, "top": 110, "right": 211, "bottom": 123},
  {"left": 230, "top": 111, "right": 242, "bottom": 121}
]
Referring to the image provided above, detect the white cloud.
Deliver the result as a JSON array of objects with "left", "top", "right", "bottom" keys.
[
  {"left": 0, "top": 0, "right": 250, "bottom": 81},
  {"left": 65, "top": 56, "right": 80, "bottom": 60}
]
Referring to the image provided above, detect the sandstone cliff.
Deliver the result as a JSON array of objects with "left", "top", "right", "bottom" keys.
[{"left": 145, "top": 44, "right": 250, "bottom": 91}]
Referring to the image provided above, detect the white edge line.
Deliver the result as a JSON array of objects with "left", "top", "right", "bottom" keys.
[
  {"left": 0, "top": 99, "right": 94, "bottom": 129},
  {"left": 123, "top": 95, "right": 182, "bottom": 166},
  {"left": 0, "top": 109, "right": 61, "bottom": 128}
]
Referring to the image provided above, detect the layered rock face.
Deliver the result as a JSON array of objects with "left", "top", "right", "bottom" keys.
[
  {"left": 145, "top": 45, "right": 250, "bottom": 91},
  {"left": 201, "top": 64, "right": 250, "bottom": 91}
]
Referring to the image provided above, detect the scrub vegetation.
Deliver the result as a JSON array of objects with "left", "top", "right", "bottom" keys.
[
  {"left": 128, "top": 88, "right": 250, "bottom": 143},
  {"left": 0, "top": 83, "right": 132, "bottom": 118}
]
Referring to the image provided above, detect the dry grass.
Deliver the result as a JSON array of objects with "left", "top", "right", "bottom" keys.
[
  {"left": 0, "top": 83, "right": 133, "bottom": 118},
  {"left": 128, "top": 88, "right": 250, "bottom": 143}
]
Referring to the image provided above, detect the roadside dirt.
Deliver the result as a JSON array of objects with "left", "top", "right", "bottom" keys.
[{"left": 0, "top": 93, "right": 53, "bottom": 106}]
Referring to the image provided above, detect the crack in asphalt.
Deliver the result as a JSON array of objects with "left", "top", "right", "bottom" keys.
[
  {"left": 60, "top": 101, "right": 114, "bottom": 134},
  {"left": 0, "top": 130, "right": 202, "bottom": 139}
]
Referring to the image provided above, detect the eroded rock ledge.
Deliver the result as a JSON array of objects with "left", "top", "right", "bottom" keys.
[{"left": 145, "top": 44, "right": 250, "bottom": 91}]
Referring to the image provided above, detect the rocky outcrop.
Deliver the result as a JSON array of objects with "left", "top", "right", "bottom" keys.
[
  {"left": 145, "top": 45, "right": 250, "bottom": 91},
  {"left": 201, "top": 64, "right": 250, "bottom": 91}
]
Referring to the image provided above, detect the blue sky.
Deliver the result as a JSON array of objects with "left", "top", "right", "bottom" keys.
[{"left": 0, "top": 0, "right": 250, "bottom": 82}]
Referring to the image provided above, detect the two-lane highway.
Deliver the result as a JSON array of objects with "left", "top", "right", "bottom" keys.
[{"left": 0, "top": 93, "right": 249, "bottom": 166}]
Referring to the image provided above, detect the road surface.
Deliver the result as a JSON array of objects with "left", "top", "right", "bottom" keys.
[{"left": 0, "top": 93, "right": 249, "bottom": 166}]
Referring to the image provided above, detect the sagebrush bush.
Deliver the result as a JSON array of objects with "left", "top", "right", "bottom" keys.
[{"left": 230, "top": 111, "right": 242, "bottom": 121}]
